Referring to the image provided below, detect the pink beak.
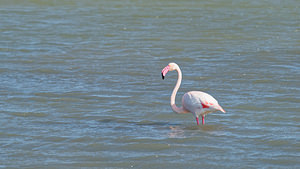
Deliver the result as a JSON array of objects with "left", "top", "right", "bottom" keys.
[{"left": 161, "top": 65, "right": 170, "bottom": 80}]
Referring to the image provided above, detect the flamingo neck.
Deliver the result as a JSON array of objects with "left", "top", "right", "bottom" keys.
[{"left": 171, "top": 66, "right": 185, "bottom": 113}]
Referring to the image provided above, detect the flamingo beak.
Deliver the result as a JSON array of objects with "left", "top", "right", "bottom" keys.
[{"left": 161, "top": 65, "right": 170, "bottom": 80}]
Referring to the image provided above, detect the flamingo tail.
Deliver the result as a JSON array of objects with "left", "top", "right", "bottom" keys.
[{"left": 218, "top": 105, "right": 226, "bottom": 113}]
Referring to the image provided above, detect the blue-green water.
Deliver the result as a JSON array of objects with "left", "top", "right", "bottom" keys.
[{"left": 1, "top": 0, "right": 299, "bottom": 168}]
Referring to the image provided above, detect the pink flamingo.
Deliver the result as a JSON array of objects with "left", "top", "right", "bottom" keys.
[{"left": 161, "top": 63, "right": 225, "bottom": 125}]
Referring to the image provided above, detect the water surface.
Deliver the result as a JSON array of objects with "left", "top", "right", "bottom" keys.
[{"left": 0, "top": 0, "right": 299, "bottom": 168}]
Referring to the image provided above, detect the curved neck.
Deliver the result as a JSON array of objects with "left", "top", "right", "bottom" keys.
[{"left": 171, "top": 66, "right": 184, "bottom": 113}]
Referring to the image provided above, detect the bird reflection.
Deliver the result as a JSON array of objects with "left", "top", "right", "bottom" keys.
[
  {"left": 168, "top": 126, "right": 185, "bottom": 138},
  {"left": 168, "top": 124, "right": 224, "bottom": 138}
]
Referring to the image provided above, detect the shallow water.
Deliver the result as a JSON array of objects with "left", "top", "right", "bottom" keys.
[{"left": 0, "top": 0, "right": 299, "bottom": 168}]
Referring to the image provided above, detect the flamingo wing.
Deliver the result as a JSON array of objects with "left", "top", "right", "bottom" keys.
[{"left": 182, "top": 91, "right": 225, "bottom": 114}]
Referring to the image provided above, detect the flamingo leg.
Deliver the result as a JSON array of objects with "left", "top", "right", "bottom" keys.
[
  {"left": 202, "top": 116, "right": 205, "bottom": 125},
  {"left": 196, "top": 117, "right": 200, "bottom": 125}
]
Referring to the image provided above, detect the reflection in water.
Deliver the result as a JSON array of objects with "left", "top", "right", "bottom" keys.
[
  {"left": 199, "top": 125, "right": 227, "bottom": 136},
  {"left": 168, "top": 126, "right": 185, "bottom": 138},
  {"left": 188, "top": 124, "right": 223, "bottom": 131},
  {"left": 168, "top": 125, "right": 226, "bottom": 138}
]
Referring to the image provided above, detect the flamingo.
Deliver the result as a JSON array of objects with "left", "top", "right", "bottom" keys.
[{"left": 161, "top": 62, "right": 225, "bottom": 125}]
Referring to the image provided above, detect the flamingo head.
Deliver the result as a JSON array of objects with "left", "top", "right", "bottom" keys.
[{"left": 161, "top": 62, "right": 178, "bottom": 80}]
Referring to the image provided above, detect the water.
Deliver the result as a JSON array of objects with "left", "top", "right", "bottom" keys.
[{"left": 0, "top": 0, "right": 299, "bottom": 168}]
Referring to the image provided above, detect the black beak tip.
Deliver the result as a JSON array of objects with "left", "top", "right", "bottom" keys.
[{"left": 161, "top": 73, "right": 165, "bottom": 80}]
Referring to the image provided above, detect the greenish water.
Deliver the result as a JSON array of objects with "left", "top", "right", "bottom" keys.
[{"left": 0, "top": 0, "right": 299, "bottom": 168}]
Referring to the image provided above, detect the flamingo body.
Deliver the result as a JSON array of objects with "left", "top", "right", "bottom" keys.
[
  {"left": 161, "top": 63, "right": 225, "bottom": 125},
  {"left": 182, "top": 91, "right": 225, "bottom": 124}
]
